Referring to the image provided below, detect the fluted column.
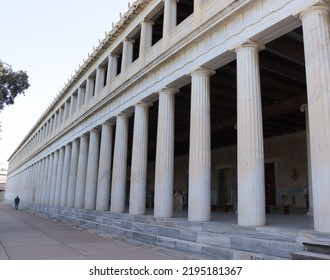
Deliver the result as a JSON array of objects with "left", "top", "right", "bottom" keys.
[
  {"left": 75, "top": 134, "right": 89, "bottom": 208},
  {"left": 129, "top": 102, "right": 151, "bottom": 215},
  {"left": 163, "top": 0, "right": 177, "bottom": 49},
  {"left": 84, "top": 129, "right": 101, "bottom": 210},
  {"left": 49, "top": 150, "right": 59, "bottom": 205},
  {"left": 96, "top": 122, "right": 114, "bottom": 211},
  {"left": 188, "top": 68, "right": 215, "bottom": 222},
  {"left": 111, "top": 113, "right": 130, "bottom": 213},
  {"left": 67, "top": 139, "right": 80, "bottom": 207},
  {"left": 60, "top": 143, "right": 72, "bottom": 207},
  {"left": 236, "top": 41, "right": 265, "bottom": 227},
  {"left": 301, "top": 5, "right": 330, "bottom": 232},
  {"left": 45, "top": 153, "right": 54, "bottom": 204},
  {"left": 54, "top": 147, "right": 65, "bottom": 206},
  {"left": 154, "top": 87, "right": 178, "bottom": 218},
  {"left": 41, "top": 156, "right": 50, "bottom": 204}
]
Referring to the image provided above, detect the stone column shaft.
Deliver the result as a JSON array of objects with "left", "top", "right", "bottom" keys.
[
  {"left": 49, "top": 150, "right": 59, "bottom": 205},
  {"left": 194, "top": 0, "right": 205, "bottom": 27},
  {"left": 45, "top": 153, "right": 54, "bottom": 204},
  {"left": 139, "top": 19, "right": 153, "bottom": 67},
  {"left": 301, "top": 5, "right": 330, "bottom": 232},
  {"left": 163, "top": 0, "right": 177, "bottom": 49},
  {"left": 236, "top": 42, "right": 265, "bottom": 227},
  {"left": 96, "top": 122, "right": 114, "bottom": 211},
  {"left": 75, "top": 135, "right": 89, "bottom": 208},
  {"left": 111, "top": 114, "right": 129, "bottom": 213},
  {"left": 121, "top": 39, "right": 134, "bottom": 71},
  {"left": 77, "top": 86, "right": 86, "bottom": 108},
  {"left": 95, "top": 66, "right": 106, "bottom": 94},
  {"left": 107, "top": 54, "right": 119, "bottom": 83},
  {"left": 129, "top": 103, "right": 151, "bottom": 215},
  {"left": 188, "top": 68, "right": 214, "bottom": 222},
  {"left": 85, "top": 77, "right": 95, "bottom": 103},
  {"left": 84, "top": 129, "right": 101, "bottom": 210},
  {"left": 54, "top": 147, "right": 65, "bottom": 206},
  {"left": 60, "top": 144, "right": 72, "bottom": 207},
  {"left": 67, "top": 139, "right": 80, "bottom": 207},
  {"left": 154, "top": 88, "right": 178, "bottom": 218}
]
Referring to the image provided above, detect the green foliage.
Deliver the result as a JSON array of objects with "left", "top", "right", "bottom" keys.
[{"left": 0, "top": 60, "right": 30, "bottom": 111}]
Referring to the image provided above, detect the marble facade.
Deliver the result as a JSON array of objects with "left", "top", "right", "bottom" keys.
[{"left": 5, "top": 0, "right": 330, "bottom": 233}]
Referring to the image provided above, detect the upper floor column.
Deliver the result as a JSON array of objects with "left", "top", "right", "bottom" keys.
[
  {"left": 194, "top": 0, "right": 206, "bottom": 27},
  {"left": 106, "top": 54, "right": 119, "bottom": 84},
  {"left": 300, "top": 3, "right": 330, "bottom": 233},
  {"left": 95, "top": 66, "right": 106, "bottom": 95},
  {"left": 236, "top": 41, "right": 265, "bottom": 227},
  {"left": 188, "top": 67, "right": 215, "bottom": 222},
  {"left": 163, "top": 0, "right": 177, "bottom": 50},
  {"left": 121, "top": 38, "right": 135, "bottom": 74},
  {"left": 139, "top": 19, "right": 153, "bottom": 67}
]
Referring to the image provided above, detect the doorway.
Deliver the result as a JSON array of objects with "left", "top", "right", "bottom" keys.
[{"left": 265, "top": 162, "right": 276, "bottom": 208}]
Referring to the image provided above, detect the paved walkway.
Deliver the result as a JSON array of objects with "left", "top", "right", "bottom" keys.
[{"left": 0, "top": 201, "right": 170, "bottom": 260}]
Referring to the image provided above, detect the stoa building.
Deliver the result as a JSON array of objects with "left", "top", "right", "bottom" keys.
[{"left": 5, "top": 0, "right": 330, "bottom": 234}]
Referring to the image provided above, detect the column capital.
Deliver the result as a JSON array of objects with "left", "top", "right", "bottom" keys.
[
  {"left": 158, "top": 87, "right": 180, "bottom": 95},
  {"left": 117, "top": 112, "right": 132, "bottom": 119},
  {"left": 300, "top": 3, "right": 330, "bottom": 20},
  {"left": 189, "top": 67, "right": 216, "bottom": 77},
  {"left": 234, "top": 40, "right": 265, "bottom": 52},
  {"left": 141, "top": 18, "right": 154, "bottom": 25},
  {"left": 135, "top": 101, "right": 153, "bottom": 108}
]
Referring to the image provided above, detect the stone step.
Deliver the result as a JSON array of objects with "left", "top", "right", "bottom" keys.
[
  {"left": 303, "top": 241, "right": 330, "bottom": 254},
  {"left": 292, "top": 251, "right": 330, "bottom": 260},
  {"left": 24, "top": 203, "right": 303, "bottom": 260}
]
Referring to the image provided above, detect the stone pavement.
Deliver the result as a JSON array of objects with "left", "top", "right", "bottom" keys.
[{"left": 0, "top": 201, "right": 171, "bottom": 260}]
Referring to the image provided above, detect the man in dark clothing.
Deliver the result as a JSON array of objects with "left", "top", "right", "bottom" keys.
[{"left": 14, "top": 196, "right": 20, "bottom": 210}]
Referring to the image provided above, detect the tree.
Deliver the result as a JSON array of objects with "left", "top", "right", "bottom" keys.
[{"left": 0, "top": 60, "right": 30, "bottom": 111}]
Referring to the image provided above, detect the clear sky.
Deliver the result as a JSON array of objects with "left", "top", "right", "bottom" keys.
[{"left": 0, "top": 0, "right": 130, "bottom": 168}]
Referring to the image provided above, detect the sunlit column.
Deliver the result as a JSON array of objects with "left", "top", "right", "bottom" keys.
[
  {"left": 154, "top": 87, "right": 178, "bottom": 218},
  {"left": 84, "top": 129, "right": 101, "bottom": 210},
  {"left": 110, "top": 113, "right": 129, "bottom": 213},
  {"left": 236, "top": 41, "right": 265, "bottom": 227},
  {"left": 96, "top": 122, "right": 114, "bottom": 211},
  {"left": 301, "top": 5, "right": 330, "bottom": 232},
  {"left": 188, "top": 67, "right": 215, "bottom": 222},
  {"left": 54, "top": 147, "right": 65, "bottom": 206},
  {"left": 129, "top": 102, "right": 151, "bottom": 215},
  {"left": 67, "top": 139, "right": 80, "bottom": 207},
  {"left": 75, "top": 134, "right": 89, "bottom": 208},
  {"left": 60, "top": 143, "right": 72, "bottom": 207}
]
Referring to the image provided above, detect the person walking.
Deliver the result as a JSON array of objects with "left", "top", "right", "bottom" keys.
[{"left": 14, "top": 196, "right": 20, "bottom": 210}]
